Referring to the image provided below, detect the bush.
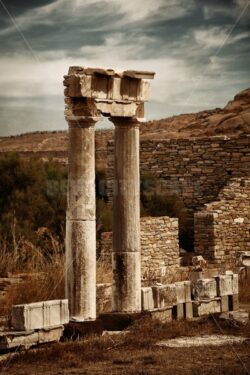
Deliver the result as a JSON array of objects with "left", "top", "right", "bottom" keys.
[
  {"left": 0, "top": 154, "right": 67, "bottom": 251},
  {"left": 140, "top": 174, "right": 192, "bottom": 250}
]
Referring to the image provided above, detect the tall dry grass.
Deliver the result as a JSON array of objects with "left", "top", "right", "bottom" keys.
[{"left": 0, "top": 228, "right": 65, "bottom": 316}]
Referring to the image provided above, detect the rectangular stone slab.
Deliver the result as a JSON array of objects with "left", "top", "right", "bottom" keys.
[
  {"left": 0, "top": 326, "right": 63, "bottom": 350},
  {"left": 216, "top": 275, "right": 233, "bottom": 296},
  {"left": 141, "top": 287, "right": 154, "bottom": 311},
  {"left": 175, "top": 282, "right": 186, "bottom": 304},
  {"left": 193, "top": 278, "right": 217, "bottom": 300},
  {"left": 193, "top": 299, "right": 221, "bottom": 317},
  {"left": 152, "top": 284, "right": 177, "bottom": 308},
  {"left": 11, "top": 300, "right": 69, "bottom": 331}
]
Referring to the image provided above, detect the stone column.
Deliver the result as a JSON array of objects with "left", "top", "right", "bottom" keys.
[
  {"left": 65, "top": 116, "right": 99, "bottom": 321},
  {"left": 110, "top": 117, "right": 141, "bottom": 312}
]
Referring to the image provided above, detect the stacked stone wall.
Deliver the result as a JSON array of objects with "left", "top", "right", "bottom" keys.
[
  {"left": 194, "top": 178, "right": 250, "bottom": 266},
  {"left": 107, "top": 135, "right": 250, "bottom": 249},
  {"left": 99, "top": 216, "right": 180, "bottom": 280}
]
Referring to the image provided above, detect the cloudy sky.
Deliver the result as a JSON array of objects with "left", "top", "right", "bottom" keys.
[{"left": 0, "top": 0, "right": 249, "bottom": 136}]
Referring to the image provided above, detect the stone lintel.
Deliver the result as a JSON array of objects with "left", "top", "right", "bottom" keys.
[
  {"left": 64, "top": 66, "right": 155, "bottom": 103},
  {"left": 66, "top": 67, "right": 155, "bottom": 79}
]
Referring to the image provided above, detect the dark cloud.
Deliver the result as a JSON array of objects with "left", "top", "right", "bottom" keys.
[
  {"left": 0, "top": 0, "right": 55, "bottom": 14},
  {"left": 0, "top": 0, "right": 249, "bottom": 135}
]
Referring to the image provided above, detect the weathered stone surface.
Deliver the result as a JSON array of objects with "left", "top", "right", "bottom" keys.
[
  {"left": 141, "top": 287, "right": 154, "bottom": 311},
  {"left": 193, "top": 299, "right": 221, "bottom": 317},
  {"left": 184, "top": 302, "right": 193, "bottom": 320},
  {"left": 232, "top": 274, "right": 239, "bottom": 294},
  {"left": 193, "top": 278, "right": 217, "bottom": 300},
  {"left": 0, "top": 326, "right": 63, "bottom": 350},
  {"left": 148, "top": 307, "right": 172, "bottom": 323},
  {"left": 111, "top": 118, "right": 141, "bottom": 313},
  {"left": 11, "top": 300, "right": 69, "bottom": 331},
  {"left": 65, "top": 116, "right": 97, "bottom": 321},
  {"left": 175, "top": 282, "right": 186, "bottom": 304},
  {"left": 99, "top": 216, "right": 180, "bottom": 282},
  {"left": 219, "top": 310, "right": 249, "bottom": 326},
  {"left": 221, "top": 295, "right": 229, "bottom": 313},
  {"left": 152, "top": 284, "right": 177, "bottom": 308},
  {"left": 184, "top": 281, "right": 192, "bottom": 302},
  {"left": 194, "top": 178, "right": 250, "bottom": 266},
  {"left": 156, "top": 335, "right": 248, "bottom": 348},
  {"left": 112, "top": 252, "right": 141, "bottom": 313},
  {"left": 173, "top": 303, "right": 184, "bottom": 320},
  {"left": 67, "top": 122, "right": 96, "bottom": 221},
  {"left": 65, "top": 220, "right": 96, "bottom": 320},
  {"left": 216, "top": 275, "right": 233, "bottom": 296},
  {"left": 64, "top": 67, "right": 155, "bottom": 103},
  {"left": 192, "top": 256, "right": 207, "bottom": 270},
  {"left": 107, "top": 134, "right": 250, "bottom": 268}
]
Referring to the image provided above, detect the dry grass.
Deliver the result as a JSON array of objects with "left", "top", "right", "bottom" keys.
[
  {"left": 96, "top": 258, "right": 112, "bottom": 284},
  {"left": 0, "top": 229, "right": 65, "bottom": 317},
  {"left": 2, "top": 317, "right": 250, "bottom": 375},
  {"left": 0, "top": 241, "right": 113, "bottom": 318}
]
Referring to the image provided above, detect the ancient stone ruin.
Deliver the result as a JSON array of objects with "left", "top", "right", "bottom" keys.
[
  {"left": 0, "top": 67, "right": 248, "bottom": 351},
  {"left": 62, "top": 66, "right": 248, "bottom": 327},
  {"left": 63, "top": 67, "right": 155, "bottom": 320}
]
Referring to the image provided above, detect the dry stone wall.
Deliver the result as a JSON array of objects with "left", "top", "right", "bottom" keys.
[
  {"left": 99, "top": 216, "right": 180, "bottom": 281},
  {"left": 107, "top": 134, "right": 250, "bottom": 249},
  {"left": 194, "top": 178, "right": 250, "bottom": 266}
]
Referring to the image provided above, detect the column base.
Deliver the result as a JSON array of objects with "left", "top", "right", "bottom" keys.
[
  {"left": 99, "top": 312, "right": 145, "bottom": 331},
  {"left": 63, "top": 320, "right": 104, "bottom": 340}
]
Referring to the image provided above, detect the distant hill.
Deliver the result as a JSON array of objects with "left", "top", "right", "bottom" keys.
[
  {"left": 0, "top": 88, "right": 249, "bottom": 166},
  {"left": 141, "top": 88, "right": 250, "bottom": 139}
]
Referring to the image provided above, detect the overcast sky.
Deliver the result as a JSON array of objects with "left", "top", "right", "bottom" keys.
[{"left": 0, "top": 0, "right": 249, "bottom": 136}]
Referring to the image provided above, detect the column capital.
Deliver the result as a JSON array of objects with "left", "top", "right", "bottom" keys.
[
  {"left": 66, "top": 115, "right": 101, "bottom": 128},
  {"left": 109, "top": 117, "right": 145, "bottom": 128}
]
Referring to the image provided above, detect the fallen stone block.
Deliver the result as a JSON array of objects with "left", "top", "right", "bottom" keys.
[
  {"left": 148, "top": 307, "right": 172, "bottom": 323},
  {"left": 219, "top": 310, "right": 249, "bottom": 327},
  {"left": 0, "top": 326, "right": 63, "bottom": 350},
  {"left": 152, "top": 284, "right": 177, "bottom": 308},
  {"left": 141, "top": 287, "right": 154, "bottom": 311},
  {"left": 11, "top": 300, "right": 69, "bottom": 331},
  {"left": 216, "top": 275, "right": 233, "bottom": 296},
  {"left": 193, "top": 278, "right": 217, "bottom": 300},
  {"left": 193, "top": 299, "right": 221, "bottom": 317}
]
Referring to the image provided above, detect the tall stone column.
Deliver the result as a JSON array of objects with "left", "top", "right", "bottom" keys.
[
  {"left": 111, "top": 117, "right": 141, "bottom": 312},
  {"left": 65, "top": 116, "right": 98, "bottom": 321}
]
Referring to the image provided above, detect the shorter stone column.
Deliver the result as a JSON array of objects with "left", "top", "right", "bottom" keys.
[
  {"left": 111, "top": 117, "right": 141, "bottom": 313},
  {"left": 65, "top": 116, "right": 99, "bottom": 321}
]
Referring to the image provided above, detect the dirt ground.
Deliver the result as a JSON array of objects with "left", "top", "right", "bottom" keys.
[
  {"left": 1, "top": 317, "right": 250, "bottom": 375},
  {"left": 1, "top": 344, "right": 250, "bottom": 375}
]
